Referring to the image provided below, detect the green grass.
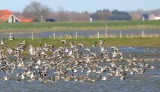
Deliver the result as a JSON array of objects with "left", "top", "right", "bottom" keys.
[
  {"left": 1, "top": 20, "right": 160, "bottom": 32},
  {"left": 3, "top": 37, "right": 160, "bottom": 48}
]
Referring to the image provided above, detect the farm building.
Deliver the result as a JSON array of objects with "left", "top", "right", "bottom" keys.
[
  {"left": 141, "top": 14, "right": 150, "bottom": 20},
  {"left": 0, "top": 10, "right": 20, "bottom": 23},
  {"left": 142, "top": 13, "right": 160, "bottom": 20}
]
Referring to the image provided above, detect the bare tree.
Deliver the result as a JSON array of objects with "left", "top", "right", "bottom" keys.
[
  {"left": 22, "top": 1, "right": 52, "bottom": 22},
  {"left": 22, "top": 2, "right": 160, "bottom": 22},
  {"left": 51, "top": 11, "right": 90, "bottom": 22}
]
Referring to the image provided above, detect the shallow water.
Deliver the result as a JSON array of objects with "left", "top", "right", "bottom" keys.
[
  {"left": 0, "top": 65, "right": 160, "bottom": 92},
  {"left": 1, "top": 30, "right": 160, "bottom": 39},
  {"left": 0, "top": 47, "right": 160, "bottom": 92}
]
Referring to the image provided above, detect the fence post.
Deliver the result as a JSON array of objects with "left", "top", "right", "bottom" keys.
[
  {"left": 53, "top": 32, "right": 55, "bottom": 39},
  {"left": 9, "top": 32, "right": 12, "bottom": 39},
  {"left": 97, "top": 32, "right": 100, "bottom": 39},
  {"left": 141, "top": 30, "right": 144, "bottom": 38},
  {"left": 105, "top": 30, "right": 107, "bottom": 37},
  {"left": 76, "top": 32, "right": 78, "bottom": 39},
  {"left": 31, "top": 32, "right": 34, "bottom": 40},
  {"left": 120, "top": 31, "right": 122, "bottom": 38},
  {"left": 105, "top": 21, "right": 107, "bottom": 38}
]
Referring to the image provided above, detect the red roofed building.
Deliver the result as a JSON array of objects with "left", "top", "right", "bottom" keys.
[
  {"left": 0, "top": 10, "right": 20, "bottom": 23},
  {"left": 19, "top": 18, "right": 33, "bottom": 23}
]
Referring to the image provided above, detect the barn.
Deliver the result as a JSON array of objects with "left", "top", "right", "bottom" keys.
[{"left": 0, "top": 10, "right": 20, "bottom": 23}]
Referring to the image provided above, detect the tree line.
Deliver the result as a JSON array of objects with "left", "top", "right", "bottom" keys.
[{"left": 14, "top": 1, "right": 160, "bottom": 22}]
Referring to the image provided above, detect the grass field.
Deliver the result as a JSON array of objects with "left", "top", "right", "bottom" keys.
[
  {"left": 1, "top": 20, "right": 160, "bottom": 32},
  {"left": 1, "top": 21, "right": 160, "bottom": 47},
  {"left": 3, "top": 37, "right": 160, "bottom": 48}
]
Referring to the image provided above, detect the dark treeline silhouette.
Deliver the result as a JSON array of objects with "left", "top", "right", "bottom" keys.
[
  {"left": 108, "top": 10, "right": 132, "bottom": 20},
  {"left": 13, "top": 1, "right": 160, "bottom": 22},
  {"left": 90, "top": 9, "right": 112, "bottom": 21}
]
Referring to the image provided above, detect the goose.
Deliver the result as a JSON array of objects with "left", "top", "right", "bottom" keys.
[
  {"left": 112, "top": 51, "right": 117, "bottom": 58},
  {"left": 9, "top": 35, "right": 14, "bottom": 40},
  {"left": 86, "top": 68, "right": 91, "bottom": 75},
  {"left": 3, "top": 76, "right": 9, "bottom": 81},
  {"left": 84, "top": 48, "right": 91, "bottom": 53},
  {"left": 20, "top": 74, "right": 25, "bottom": 80},
  {"left": 100, "top": 45, "right": 105, "bottom": 52},
  {"left": 101, "top": 76, "right": 107, "bottom": 80},
  {"left": 19, "top": 40, "right": 26, "bottom": 45},
  {"left": 60, "top": 40, "right": 67, "bottom": 45},
  {"left": 63, "top": 75, "right": 72, "bottom": 82},
  {"left": 99, "top": 40, "right": 105, "bottom": 45},
  {"left": 0, "top": 39, "right": 5, "bottom": 45},
  {"left": 7, "top": 48, "right": 13, "bottom": 54},
  {"left": 0, "top": 39, "right": 156, "bottom": 83},
  {"left": 119, "top": 74, "right": 125, "bottom": 81},
  {"left": 29, "top": 45, "right": 35, "bottom": 55},
  {"left": 77, "top": 43, "right": 83, "bottom": 48},
  {"left": 150, "top": 65, "right": 155, "bottom": 69},
  {"left": 70, "top": 42, "right": 75, "bottom": 48}
]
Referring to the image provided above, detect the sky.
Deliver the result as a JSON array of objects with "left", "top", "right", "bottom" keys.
[{"left": 0, "top": 0, "right": 160, "bottom": 12}]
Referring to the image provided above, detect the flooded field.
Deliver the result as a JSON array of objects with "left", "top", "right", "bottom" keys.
[
  {"left": 0, "top": 30, "right": 160, "bottom": 92},
  {"left": 1, "top": 30, "right": 160, "bottom": 39},
  {"left": 1, "top": 69, "right": 160, "bottom": 92},
  {"left": 0, "top": 45, "right": 160, "bottom": 92}
]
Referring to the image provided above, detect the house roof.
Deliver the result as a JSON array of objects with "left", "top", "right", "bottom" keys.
[
  {"left": 0, "top": 10, "right": 12, "bottom": 15},
  {"left": 0, "top": 10, "right": 33, "bottom": 23},
  {"left": 19, "top": 18, "right": 33, "bottom": 23},
  {"left": 0, "top": 10, "right": 14, "bottom": 22}
]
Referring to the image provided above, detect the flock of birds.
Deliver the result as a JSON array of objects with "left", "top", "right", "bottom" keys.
[{"left": 0, "top": 39, "right": 156, "bottom": 83}]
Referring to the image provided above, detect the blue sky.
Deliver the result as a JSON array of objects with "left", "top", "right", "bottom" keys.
[{"left": 0, "top": 0, "right": 160, "bottom": 12}]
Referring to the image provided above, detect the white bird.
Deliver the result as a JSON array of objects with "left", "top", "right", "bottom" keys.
[
  {"left": 99, "top": 40, "right": 105, "bottom": 45},
  {"left": 7, "top": 48, "right": 13, "bottom": 54},
  {"left": 29, "top": 45, "right": 35, "bottom": 55},
  {"left": 0, "top": 39, "right": 5, "bottom": 45},
  {"left": 112, "top": 51, "right": 117, "bottom": 58},
  {"left": 3, "top": 76, "right": 9, "bottom": 81},
  {"left": 84, "top": 48, "right": 90, "bottom": 53},
  {"left": 100, "top": 46, "right": 105, "bottom": 52},
  {"left": 102, "top": 76, "right": 107, "bottom": 80},
  {"left": 21, "top": 74, "right": 25, "bottom": 80}
]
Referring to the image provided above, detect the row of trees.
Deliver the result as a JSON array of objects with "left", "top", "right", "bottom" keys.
[
  {"left": 90, "top": 10, "right": 131, "bottom": 21},
  {"left": 14, "top": 1, "right": 160, "bottom": 22}
]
